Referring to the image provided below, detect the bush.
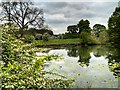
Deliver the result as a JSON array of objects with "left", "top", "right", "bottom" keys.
[
  {"left": 35, "top": 34, "right": 42, "bottom": 40},
  {"left": 24, "top": 35, "right": 35, "bottom": 43},
  {"left": 79, "top": 31, "right": 100, "bottom": 45},
  {"left": 42, "top": 33, "right": 50, "bottom": 42},
  {"left": 99, "top": 30, "right": 109, "bottom": 44},
  {"left": 1, "top": 19, "right": 72, "bottom": 89},
  {"left": 79, "top": 32, "right": 90, "bottom": 45},
  {"left": 63, "top": 33, "right": 79, "bottom": 39}
]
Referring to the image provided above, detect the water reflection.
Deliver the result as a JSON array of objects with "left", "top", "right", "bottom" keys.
[
  {"left": 107, "top": 46, "right": 120, "bottom": 78},
  {"left": 67, "top": 46, "right": 110, "bottom": 67},
  {"left": 42, "top": 45, "right": 119, "bottom": 88}
]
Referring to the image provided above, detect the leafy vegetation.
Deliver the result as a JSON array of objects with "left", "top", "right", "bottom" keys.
[
  {"left": 35, "top": 34, "right": 43, "bottom": 40},
  {"left": 23, "top": 35, "right": 35, "bottom": 43},
  {"left": 92, "top": 24, "right": 106, "bottom": 37},
  {"left": 78, "top": 19, "right": 91, "bottom": 34},
  {"left": 0, "top": 22, "right": 73, "bottom": 89},
  {"left": 0, "top": 0, "right": 120, "bottom": 89},
  {"left": 108, "top": 6, "right": 120, "bottom": 45},
  {"left": 67, "top": 25, "right": 78, "bottom": 34}
]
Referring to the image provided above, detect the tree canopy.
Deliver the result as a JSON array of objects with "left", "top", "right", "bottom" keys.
[
  {"left": 77, "top": 19, "right": 91, "bottom": 34},
  {"left": 67, "top": 25, "right": 78, "bottom": 34},
  {"left": 108, "top": 5, "right": 120, "bottom": 44},
  {"left": 1, "top": 1, "right": 44, "bottom": 30},
  {"left": 93, "top": 24, "right": 106, "bottom": 37}
]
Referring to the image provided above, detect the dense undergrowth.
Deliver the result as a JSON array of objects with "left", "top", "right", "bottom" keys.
[{"left": 0, "top": 22, "right": 73, "bottom": 89}]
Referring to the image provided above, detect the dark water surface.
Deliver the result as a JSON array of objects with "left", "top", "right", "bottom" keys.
[{"left": 37, "top": 45, "right": 120, "bottom": 88}]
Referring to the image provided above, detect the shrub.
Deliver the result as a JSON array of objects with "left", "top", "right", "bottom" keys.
[
  {"left": 99, "top": 30, "right": 109, "bottom": 44},
  {"left": 79, "top": 31, "right": 90, "bottom": 45},
  {"left": 24, "top": 35, "right": 35, "bottom": 43},
  {"left": 42, "top": 33, "right": 50, "bottom": 42},
  {"left": 63, "top": 33, "right": 79, "bottom": 39},
  {"left": 79, "top": 31, "right": 100, "bottom": 45},
  {"left": 1, "top": 22, "right": 72, "bottom": 89},
  {"left": 35, "top": 34, "right": 42, "bottom": 40}
]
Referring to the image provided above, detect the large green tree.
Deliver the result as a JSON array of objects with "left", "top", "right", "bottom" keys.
[
  {"left": 93, "top": 24, "right": 106, "bottom": 37},
  {"left": 108, "top": 4, "right": 120, "bottom": 44},
  {"left": 67, "top": 25, "right": 78, "bottom": 34},
  {"left": 77, "top": 19, "right": 91, "bottom": 34}
]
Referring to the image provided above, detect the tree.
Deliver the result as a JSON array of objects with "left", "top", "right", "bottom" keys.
[
  {"left": 99, "top": 30, "right": 109, "bottom": 44},
  {"left": 77, "top": 19, "right": 91, "bottom": 34},
  {"left": 0, "top": 2, "right": 12, "bottom": 21},
  {"left": 108, "top": 4, "right": 120, "bottom": 44},
  {"left": 67, "top": 25, "right": 78, "bottom": 34},
  {"left": 1, "top": 1, "right": 44, "bottom": 30},
  {"left": 93, "top": 24, "right": 106, "bottom": 37},
  {"left": 79, "top": 31, "right": 90, "bottom": 45}
]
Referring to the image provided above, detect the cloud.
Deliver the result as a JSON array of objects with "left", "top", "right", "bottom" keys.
[
  {"left": 35, "top": 2, "right": 118, "bottom": 34},
  {"left": 34, "top": 0, "right": 119, "bottom": 2},
  {"left": 0, "top": 0, "right": 119, "bottom": 34}
]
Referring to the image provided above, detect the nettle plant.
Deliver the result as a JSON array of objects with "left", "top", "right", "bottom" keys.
[{"left": 0, "top": 22, "right": 73, "bottom": 89}]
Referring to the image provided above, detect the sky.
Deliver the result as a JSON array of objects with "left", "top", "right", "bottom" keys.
[
  {"left": 0, "top": 0, "right": 119, "bottom": 34},
  {"left": 33, "top": 0, "right": 119, "bottom": 34}
]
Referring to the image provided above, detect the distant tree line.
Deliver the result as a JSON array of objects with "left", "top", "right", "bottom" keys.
[
  {"left": 65, "top": 2, "right": 120, "bottom": 45},
  {"left": 1, "top": 0, "right": 120, "bottom": 45},
  {"left": 67, "top": 19, "right": 106, "bottom": 36}
]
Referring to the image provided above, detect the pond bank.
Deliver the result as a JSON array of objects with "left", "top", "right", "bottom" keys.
[
  {"left": 32, "top": 38, "right": 107, "bottom": 47},
  {"left": 32, "top": 38, "right": 80, "bottom": 47}
]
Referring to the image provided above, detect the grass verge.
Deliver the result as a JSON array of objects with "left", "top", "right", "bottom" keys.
[{"left": 32, "top": 38, "right": 81, "bottom": 47}]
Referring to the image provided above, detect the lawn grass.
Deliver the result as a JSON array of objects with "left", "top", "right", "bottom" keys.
[{"left": 32, "top": 38, "right": 81, "bottom": 46}]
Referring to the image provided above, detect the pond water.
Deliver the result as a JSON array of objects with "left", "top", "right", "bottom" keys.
[{"left": 37, "top": 45, "right": 120, "bottom": 88}]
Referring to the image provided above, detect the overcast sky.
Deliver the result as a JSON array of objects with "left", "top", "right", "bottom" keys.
[
  {"left": 33, "top": 0, "right": 119, "bottom": 34},
  {"left": 0, "top": 0, "right": 119, "bottom": 34}
]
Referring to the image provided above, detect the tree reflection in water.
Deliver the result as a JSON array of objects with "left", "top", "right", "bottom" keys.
[
  {"left": 66, "top": 45, "right": 120, "bottom": 78},
  {"left": 106, "top": 46, "right": 120, "bottom": 78}
]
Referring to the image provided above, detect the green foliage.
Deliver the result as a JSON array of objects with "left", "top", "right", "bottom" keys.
[
  {"left": 99, "top": 30, "right": 109, "bottom": 44},
  {"left": 42, "top": 33, "right": 50, "bottom": 42},
  {"left": 25, "top": 28, "right": 37, "bottom": 36},
  {"left": 2, "top": 41, "right": 15, "bottom": 66},
  {"left": 63, "top": 33, "right": 79, "bottom": 39},
  {"left": 32, "top": 38, "right": 80, "bottom": 46},
  {"left": 78, "top": 19, "right": 91, "bottom": 34},
  {"left": 79, "top": 32, "right": 90, "bottom": 45},
  {"left": 79, "top": 31, "right": 96, "bottom": 45},
  {"left": 67, "top": 25, "right": 78, "bottom": 34},
  {"left": 107, "top": 46, "right": 120, "bottom": 77},
  {"left": 36, "top": 29, "right": 53, "bottom": 35},
  {"left": 108, "top": 6, "right": 120, "bottom": 44},
  {"left": 23, "top": 35, "right": 35, "bottom": 43},
  {"left": 89, "top": 35, "right": 100, "bottom": 45},
  {"left": 79, "top": 31, "right": 100, "bottom": 45},
  {"left": 0, "top": 22, "right": 72, "bottom": 89},
  {"left": 93, "top": 24, "right": 106, "bottom": 37},
  {"left": 35, "top": 34, "right": 43, "bottom": 40}
]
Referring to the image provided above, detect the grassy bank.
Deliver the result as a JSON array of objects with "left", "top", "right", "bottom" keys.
[{"left": 32, "top": 38, "right": 81, "bottom": 47}]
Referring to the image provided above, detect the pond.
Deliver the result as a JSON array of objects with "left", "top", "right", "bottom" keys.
[{"left": 37, "top": 45, "right": 120, "bottom": 88}]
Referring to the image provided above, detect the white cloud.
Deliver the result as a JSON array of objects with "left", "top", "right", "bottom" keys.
[
  {"left": 0, "top": 0, "right": 119, "bottom": 34},
  {"left": 37, "top": 2, "right": 118, "bottom": 34}
]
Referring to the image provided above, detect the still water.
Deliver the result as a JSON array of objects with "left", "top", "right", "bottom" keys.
[{"left": 38, "top": 45, "right": 120, "bottom": 88}]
